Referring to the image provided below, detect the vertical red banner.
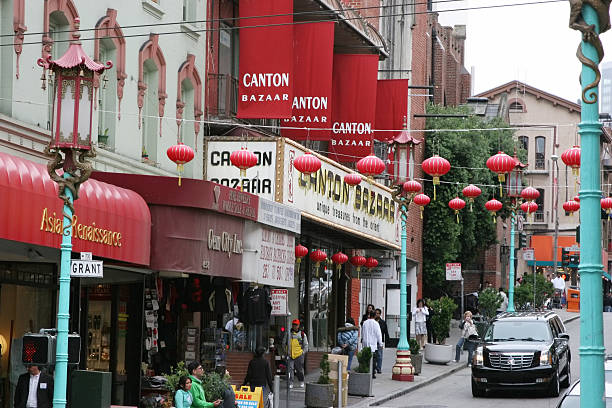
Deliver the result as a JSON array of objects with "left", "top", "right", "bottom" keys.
[
  {"left": 237, "top": 0, "right": 293, "bottom": 119},
  {"left": 329, "top": 54, "right": 379, "bottom": 163},
  {"left": 281, "top": 22, "right": 335, "bottom": 140},
  {"left": 375, "top": 79, "right": 409, "bottom": 142}
]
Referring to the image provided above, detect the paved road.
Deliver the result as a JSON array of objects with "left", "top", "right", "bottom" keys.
[{"left": 380, "top": 313, "right": 612, "bottom": 408}]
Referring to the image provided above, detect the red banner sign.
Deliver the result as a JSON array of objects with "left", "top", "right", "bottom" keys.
[
  {"left": 281, "top": 22, "right": 335, "bottom": 140},
  {"left": 237, "top": 0, "right": 293, "bottom": 119},
  {"left": 375, "top": 79, "right": 409, "bottom": 142},
  {"left": 329, "top": 54, "right": 379, "bottom": 162}
]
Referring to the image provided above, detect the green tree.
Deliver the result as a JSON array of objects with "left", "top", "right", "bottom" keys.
[
  {"left": 514, "top": 273, "right": 554, "bottom": 310},
  {"left": 422, "top": 104, "right": 522, "bottom": 298}
]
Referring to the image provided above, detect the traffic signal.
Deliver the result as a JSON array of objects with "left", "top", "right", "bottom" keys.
[
  {"left": 569, "top": 254, "right": 580, "bottom": 265},
  {"left": 22, "top": 334, "right": 55, "bottom": 365},
  {"left": 576, "top": 225, "right": 580, "bottom": 244},
  {"left": 561, "top": 248, "right": 570, "bottom": 267},
  {"left": 21, "top": 333, "right": 80, "bottom": 365},
  {"left": 518, "top": 232, "right": 527, "bottom": 249}
]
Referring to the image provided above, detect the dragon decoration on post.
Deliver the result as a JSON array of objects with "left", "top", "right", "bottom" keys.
[{"left": 569, "top": 0, "right": 611, "bottom": 103}]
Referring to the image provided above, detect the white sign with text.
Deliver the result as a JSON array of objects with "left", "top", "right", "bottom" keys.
[
  {"left": 271, "top": 289, "right": 289, "bottom": 316},
  {"left": 258, "top": 198, "right": 301, "bottom": 234},
  {"left": 445, "top": 263, "right": 462, "bottom": 280}
]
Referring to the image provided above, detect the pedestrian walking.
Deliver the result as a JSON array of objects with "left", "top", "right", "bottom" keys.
[
  {"left": 453, "top": 311, "right": 479, "bottom": 366},
  {"left": 243, "top": 347, "right": 273, "bottom": 407},
  {"left": 361, "top": 310, "right": 383, "bottom": 378},
  {"left": 187, "top": 361, "right": 223, "bottom": 407},
  {"left": 497, "top": 288, "right": 508, "bottom": 314},
  {"left": 424, "top": 300, "right": 436, "bottom": 344},
  {"left": 412, "top": 299, "right": 429, "bottom": 350},
  {"left": 337, "top": 317, "right": 359, "bottom": 370},
  {"left": 175, "top": 376, "right": 193, "bottom": 408},
  {"left": 374, "top": 309, "right": 389, "bottom": 374},
  {"left": 287, "top": 319, "right": 308, "bottom": 389},
  {"left": 360, "top": 304, "right": 375, "bottom": 326}
]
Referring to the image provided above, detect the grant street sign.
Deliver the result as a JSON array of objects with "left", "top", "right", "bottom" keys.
[{"left": 70, "top": 260, "right": 103, "bottom": 278}]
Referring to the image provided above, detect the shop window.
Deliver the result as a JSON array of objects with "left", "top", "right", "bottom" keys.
[
  {"left": 97, "top": 42, "right": 117, "bottom": 150},
  {"left": 535, "top": 136, "right": 546, "bottom": 169},
  {"left": 142, "top": 63, "right": 159, "bottom": 163},
  {"left": 308, "top": 266, "right": 332, "bottom": 351},
  {"left": 518, "top": 135, "right": 528, "bottom": 155}
]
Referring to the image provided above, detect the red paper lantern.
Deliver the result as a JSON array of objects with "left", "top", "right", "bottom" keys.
[
  {"left": 574, "top": 195, "right": 580, "bottom": 203},
  {"left": 561, "top": 146, "right": 581, "bottom": 176},
  {"left": 563, "top": 200, "right": 580, "bottom": 216},
  {"left": 602, "top": 197, "right": 612, "bottom": 214},
  {"left": 365, "top": 257, "right": 378, "bottom": 269},
  {"left": 521, "top": 186, "right": 540, "bottom": 202},
  {"left": 402, "top": 180, "right": 422, "bottom": 195},
  {"left": 310, "top": 249, "right": 327, "bottom": 268},
  {"left": 520, "top": 201, "right": 538, "bottom": 220},
  {"left": 413, "top": 193, "right": 431, "bottom": 219},
  {"left": 356, "top": 155, "right": 386, "bottom": 178},
  {"left": 449, "top": 197, "right": 466, "bottom": 223},
  {"left": 485, "top": 198, "right": 503, "bottom": 223},
  {"left": 331, "top": 252, "right": 349, "bottom": 271},
  {"left": 167, "top": 142, "right": 195, "bottom": 186},
  {"left": 294, "top": 152, "right": 322, "bottom": 175},
  {"left": 486, "top": 151, "right": 515, "bottom": 182},
  {"left": 344, "top": 173, "right": 362, "bottom": 186},
  {"left": 350, "top": 255, "right": 366, "bottom": 271},
  {"left": 462, "top": 184, "right": 482, "bottom": 211},
  {"left": 230, "top": 147, "right": 258, "bottom": 177},
  {"left": 295, "top": 245, "right": 309, "bottom": 265},
  {"left": 421, "top": 155, "right": 451, "bottom": 200}
]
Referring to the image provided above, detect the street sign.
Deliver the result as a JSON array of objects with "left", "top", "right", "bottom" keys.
[
  {"left": 270, "top": 288, "right": 288, "bottom": 316},
  {"left": 445, "top": 263, "right": 462, "bottom": 280},
  {"left": 80, "top": 252, "right": 92, "bottom": 261},
  {"left": 70, "top": 260, "right": 103, "bottom": 278},
  {"left": 565, "top": 244, "right": 580, "bottom": 252},
  {"left": 523, "top": 248, "right": 535, "bottom": 261}
]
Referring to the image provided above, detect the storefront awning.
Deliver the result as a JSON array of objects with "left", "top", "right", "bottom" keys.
[{"left": 0, "top": 152, "right": 151, "bottom": 265}]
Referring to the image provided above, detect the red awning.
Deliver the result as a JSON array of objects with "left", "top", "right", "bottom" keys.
[{"left": 0, "top": 152, "right": 150, "bottom": 265}]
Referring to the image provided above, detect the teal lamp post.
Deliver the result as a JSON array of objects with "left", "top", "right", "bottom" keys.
[
  {"left": 569, "top": 4, "right": 608, "bottom": 407},
  {"left": 506, "top": 156, "right": 527, "bottom": 313},
  {"left": 37, "top": 19, "right": 110, "bottom": 408}
]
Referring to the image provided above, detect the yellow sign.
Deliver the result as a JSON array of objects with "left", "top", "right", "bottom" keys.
[
  {"left": 39, "top": 207, "right": 122, "bottom": 247},
  {"left": 232, "top": 385, "right": 263, "bottom": 408}
]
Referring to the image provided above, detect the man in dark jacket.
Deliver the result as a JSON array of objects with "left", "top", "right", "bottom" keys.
[
  {"left": 14, "top": 365, "right": 53, "bottom": 408},
  {"left": 374, "top": 309, "right": 390, "bottom": 374},
  {"left": 243, "top": 347, "right": 273, "bottom": 407}
]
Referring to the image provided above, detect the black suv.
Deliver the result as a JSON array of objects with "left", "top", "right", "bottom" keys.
[{"left": 471, "top": 311, "right": 571, "bottom": 397}]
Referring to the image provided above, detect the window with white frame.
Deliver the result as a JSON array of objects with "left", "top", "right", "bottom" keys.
[
  {"left": 97, "top": 41, "right": 117, "bottom": 150},
  {"left": 142, "top": 62, "right": 159, "bottom": 163},
  {"left": 180, "top": 83, "right": 195, "bottom": 178},
  {"left": 183, "top": 0, "right": 197, "bottom": 21},
  {"left": 535, "top": 136, "right": 546, "bottom": 169}
]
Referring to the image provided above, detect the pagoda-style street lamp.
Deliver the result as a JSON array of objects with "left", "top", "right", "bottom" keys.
[
  {"left": 37, "top": 19, "right": 111, "bottom": 408},
  {"left": 569, "top": 5, "right": 607, "bottom": 406}
]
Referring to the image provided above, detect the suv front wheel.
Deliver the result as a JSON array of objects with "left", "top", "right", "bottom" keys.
[
  {"left": 560, "top": 361, "right": 571, "bottom": 389},
  {"left": 547, "top": 368, "right": 560, "bottom": 397},
  {"left": 472, "top": 378, "right": 486, "bottom": 398}
]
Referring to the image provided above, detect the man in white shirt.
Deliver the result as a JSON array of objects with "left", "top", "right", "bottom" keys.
[
  {"left": 361, "top": 310, "right": 383, "bottom": 378},
  {"left": 497, "top": 288, "right": 509, "bottom": 314},
  {"left": 552, "top": 273, "right": 566, "bottom": 291},
  {"left": 14, "top": 365, "right": 54, "bottom": 408}
]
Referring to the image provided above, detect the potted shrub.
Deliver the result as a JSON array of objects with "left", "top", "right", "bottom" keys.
[
  {"left": 408, "top": 338, "right": 422, "bottom": 375},
  {"left": 424, "top": 297, "right": 457, "bottom": 364},
  {"left": 162, "top": 361, "right": 189, "bottom": 405},
  {"left": 202, "top": 372, "right": 231, "bottom": 403},
  {"left": 305, "top": 354, "right": 334, "bottom": 408},
  {"left": 348, "top": 347, "right": 372, "bottom": 397}
]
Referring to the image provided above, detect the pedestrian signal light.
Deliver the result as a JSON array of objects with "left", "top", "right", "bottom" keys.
[
  {"left": 561, "top": 249, "right": 570, "bottom": 267},
  {"left": 22, "top": 334, "right": 55, "bottom": 365}
]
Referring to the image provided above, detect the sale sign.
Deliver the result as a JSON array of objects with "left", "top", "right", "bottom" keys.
[
  {"left": 237, "top": 0, "right": 293, "bottom": 118},
  {"left": 281, "top": 22, "right": 335, "bottom": 140},
  {"left": 329, "top": 54, "right": 379, "bottom": 162},
  {"left": 271, "top": 289, "right": 289, "bottom": 316}
]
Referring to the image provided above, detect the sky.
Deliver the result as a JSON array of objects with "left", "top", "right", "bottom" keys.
[{"left": 434, "top": 0, "right": 612, "bottom": 103}]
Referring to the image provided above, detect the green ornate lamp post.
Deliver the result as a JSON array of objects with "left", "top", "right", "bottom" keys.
[
  {"left": 37, "top": 19, "right": 110, "bottom": 408},
  {"left": 505, "top": 156, "right": 526, "bottom": 312},
  {"left": 569, "top": 3, "right": 608, "bottom": 406}
]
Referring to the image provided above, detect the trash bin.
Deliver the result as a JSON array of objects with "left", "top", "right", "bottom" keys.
[
  {"left": 566, "top": 288, "right": 580, "bottom": 313},
  {"left": 71, "top": 370, "right": 111, "bottom": 408}
]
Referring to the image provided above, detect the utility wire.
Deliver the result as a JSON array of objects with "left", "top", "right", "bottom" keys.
[{"left": 0, "top": 0, "right": 566, "bottom": 47}]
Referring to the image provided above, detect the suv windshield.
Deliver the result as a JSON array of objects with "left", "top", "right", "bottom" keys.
[{"left": 484, "top": 320, "right": 551, "bottom": 342}]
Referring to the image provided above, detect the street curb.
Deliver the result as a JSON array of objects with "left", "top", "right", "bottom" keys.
[{"left": 363, "top": 312, "right": 581, "bottom": 407}]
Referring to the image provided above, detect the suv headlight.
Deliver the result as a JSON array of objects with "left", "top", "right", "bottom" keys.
[
  {"left": 540, "top": 350, "right": 553, "bottom": 366},
  {"left": 473, "top": 347, "right": 484, "bottom": 367}
]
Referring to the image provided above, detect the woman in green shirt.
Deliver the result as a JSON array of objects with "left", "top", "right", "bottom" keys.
[
  {"left": 175, "top": 376, "right": 193, "bottom": 408},
  {"left": 187, "top": 361, "right": 223, "bottom": 408}
]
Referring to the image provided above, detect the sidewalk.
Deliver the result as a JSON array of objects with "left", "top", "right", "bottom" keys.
[{"left": 280, "top": 308, "right": 579, "bottom": 408}]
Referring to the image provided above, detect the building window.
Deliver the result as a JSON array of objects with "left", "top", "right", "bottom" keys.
[
  {"left": 518, "top": 135, "right": 528, "bottom": 155},
  {"left": 48, "top": 15, "right": 70, "bottom": 130},
  {"left": 535, "top": 136, "right": 546, "bottom": 169},
  {"left": 142, "top": 63, "right": 159, "bottom": 163},
  {"left": 97, "top": 42, "right": 117, "bottom": 150},
  {"left": 183, "top": 0, "right": 196, "bottom": 21},
  {"left": 535, "top": 188, "right": 545, "bottom": 222},
  {"left": 509, "top": 101, "right": 524, "bottom": 112},
  {"left": 180, "top": 84, "right": 195, "bottom": 178}
]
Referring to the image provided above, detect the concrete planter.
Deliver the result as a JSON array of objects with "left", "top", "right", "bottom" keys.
[
  {"left": 424, "top": 343, "right": 453, "bottom": 364},
  {"left": 411, "top": 353, "right": 423, "bottom": 375},
  {"left": 305, "top": 383, "right": 334, "bottom": 408},
  {"left": 348, "top": 371, "right": 372, "bottom": 396}
]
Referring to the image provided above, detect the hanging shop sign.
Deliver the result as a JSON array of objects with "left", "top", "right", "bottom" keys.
[
  {"left": 329, "top": 54, "right": 379, "bottom": 162},
  {"left": 237, "top": 0, "right": 293, "bottom": 118},
  {"left": 258, "top": 198, "right": 301, "bottom": 234},
  {"left": 205, "top": 140, "right": 279, "bottom": 199},
  {"left": 375, "top": 79, "right": 409, "bottom": 142},
  {"left": 270, "top": 289, "right": 289, "bottom": 316},
  {"left": 350, "top": 256, "right": 394, "bottom": 279},
  {"left": 242, "top": 222, "right": 295, "bottom": 288},
  {"left": 281, "top": 22, "right": 335, "bottom": 140},
  {"left": 283, "top": 141, "right": 400, "bottom": 249}
]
